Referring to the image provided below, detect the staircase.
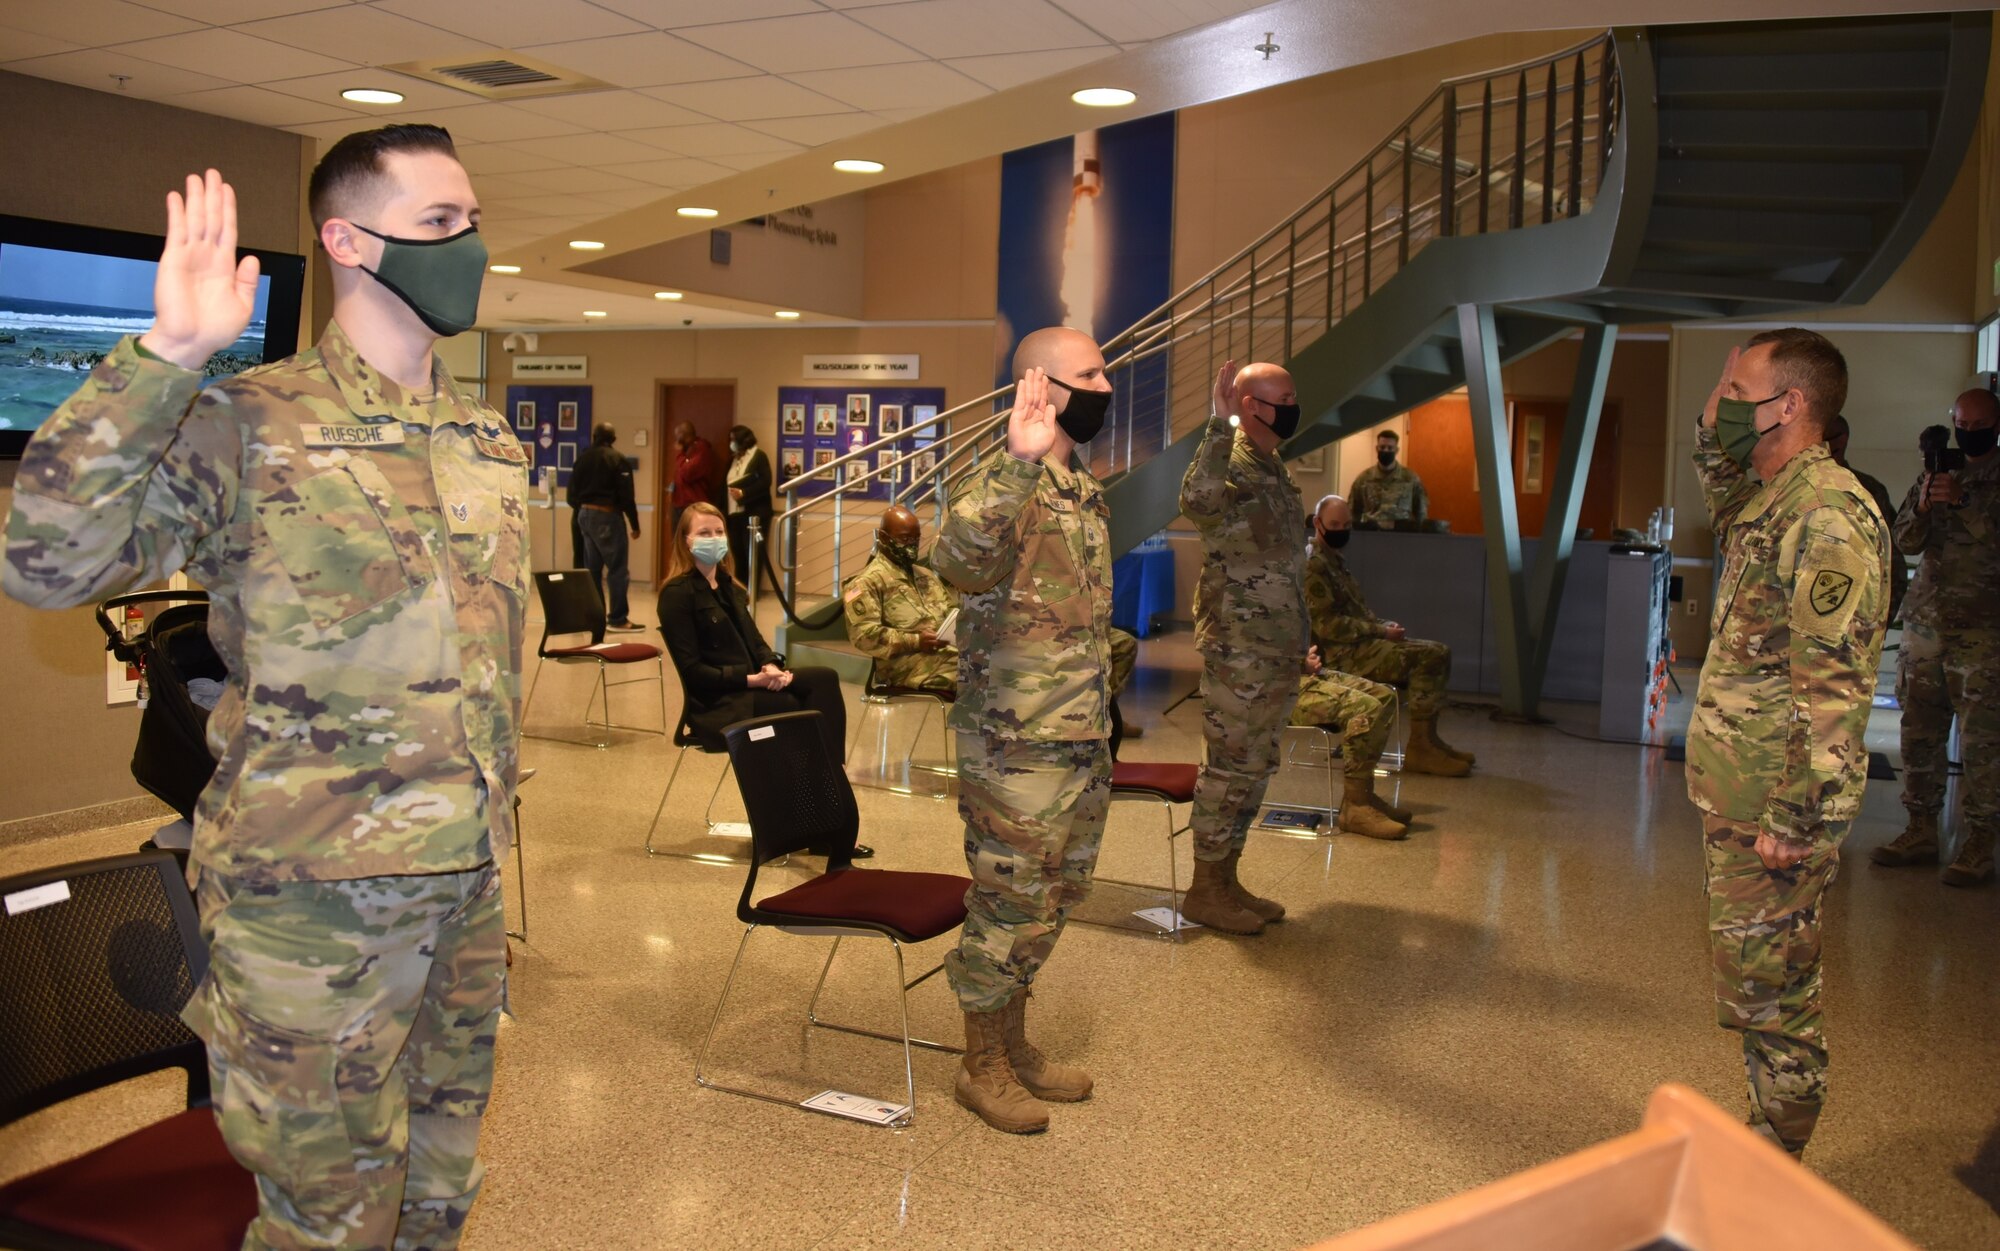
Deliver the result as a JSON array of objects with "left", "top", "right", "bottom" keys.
[{"left": 771, "top": 13, "right": 1990, "bottom": 697}]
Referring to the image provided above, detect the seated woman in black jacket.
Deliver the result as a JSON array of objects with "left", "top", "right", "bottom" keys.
[{"left": 658, "top": 501, "right": 849, "bottom": 769}]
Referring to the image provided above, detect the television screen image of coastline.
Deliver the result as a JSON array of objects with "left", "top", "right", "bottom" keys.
[{"left": 0, "top": 242, "right": 272, "bottom": 432}]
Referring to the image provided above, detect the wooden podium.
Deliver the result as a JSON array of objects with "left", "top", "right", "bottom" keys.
[{"left": 1303, "top": 1085, "right": 1915, "bottom": 1251}]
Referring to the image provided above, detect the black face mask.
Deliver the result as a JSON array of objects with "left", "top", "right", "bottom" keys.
[
  {"left": 1957, "top": 424, "right": 1999, "bottom": 458},
  {"left": 1376, "top": 448, "right": 1398, "bottom": 468},
  {"left": 1246, "top": 396, "right": 1301, "bottom": 440},
  {"left": 1319, "top": 526, "right": 1351, "bottom": 550},
  {"left": 1047, "top": 376, "right": 1112, "bottom": 445}
]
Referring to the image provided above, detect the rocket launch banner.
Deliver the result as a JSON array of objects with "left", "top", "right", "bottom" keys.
[{"left": 994, "top": 112, "right": 1176, "bottom": 460}]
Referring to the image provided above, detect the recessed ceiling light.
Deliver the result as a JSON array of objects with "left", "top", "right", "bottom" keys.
[
  {"left": 1072, "top": 87, "right": 1136, "bottom": 107},
  {"left": 568, "top": 240, "right": 605, "bottom": 251},
  {"left": 654, "top": 291, "right": 683, "bottom": 300},
  {"left": 774, "top": 310, "right": 801, "bottom": 320},
  {"left": 832, "top": 159, "right": 884, "bottom": 174},
  {"left": 488, "top": 264, "right": 521, "bottom": 274},
  {"left": 583, "top": 310, "right": 608, "bottom": 318},
  {"left": 677, "top": 206, "right": 719, "bottom": 219},
  {"left": 341, "top": 88, "right": 404, "bottom": 106}
]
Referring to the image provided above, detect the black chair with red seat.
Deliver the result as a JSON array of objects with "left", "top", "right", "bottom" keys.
[
  {"left": 0, "top": 850, "right": 257, "bottom": 1251},
  {"left": 523, "top": 569, "right": 667, "bottom": 748},
  {"left": 694, "top": 711, "right": 968, "bottom": 1126},
  {"left": 1080, "top": 761, "right": 1200, "bottom": 940}
]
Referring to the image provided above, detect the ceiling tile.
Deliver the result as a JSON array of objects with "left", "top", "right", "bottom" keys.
[
  {"left": 741, "top": 111, "right": 883, "bottom": 147},
  {"left": 499, "top": 131, "right": 672, "bottom": 165},
  {"left": 943, "top": 44, "right": 1112, "bottom": 90},
  {"left": 588, "top": 186, "right": 674, "bottom": 210},
  {"left": 517, "top": 30, "right": 755, "bottom": 89},
  {"left": 170, "top": 83, "right": 366, "bottom": 128},
  {"left": 116, "top": 29, "right": 356, "bottom": 84},
  {"left": 847, "top": 0, "right": 1108, "bottom": 59},
  {"left": 0, "top": 24, "right": 80, "bottom": 62},
  {"left": 459, "top": 173, "right": 550, "bottom": 200},
  {"left": 619, "top": 121, "right": 801, "bottom": 158},
  {"left": 421, "top": 103, "right": 592, "bottom": 143},
  {"left": 591, "top": 0, "right": 821, "bottom": 26},
  {"left": 152, "top": 0, "right": 354, "bottom": 22},
  {"left": 238, "top": 6, "right": 493, "bottom": 66},
  {"left": 676, "top": 11, "right": 925, "bottom": 75},
  {"left": 453, "top": 143, "right": 576, "bottom": 175},
  {"left": 262, "top": 68, "right": 484, "bottom": 114},
  {"left": 487, "top": 193, "right": 622, "bottom": 219},
  {"left": 1046, "top": 0, "right": 1264, "bottom": 43},
  {"left": 510, "top": 90, "right": 710, "bottom": 132},
  {"left": 646, "top": 75, "right": 848, "bottom": 122},
  {"left": 0, "top": 0, "right": 200, "bottom": 43},
  {"left": 706, "top": 149, "right": 806, "bottom": 172},
  {"left": 374, "top": 0, "right": 648, "bottom": 48},
  {"left": 785, "top": 60, "right": 989, "bottom": 112},
  {"left": 503, "top": 165, "right": 657, "bottom": 194},
  {"left": 9, "top": 47, "right": 236, "bottom": 98},
  {"left": 596, "top": 155, "right": 735, "bottom": 187},
  {"left": 284, "top": 115, "right": 386, "bottom": 144}
]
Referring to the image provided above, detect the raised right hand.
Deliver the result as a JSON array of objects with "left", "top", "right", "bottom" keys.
[
  {"left": 1700, "top": 345, "right": 1740, "bottom": 430},
  {"left": 139, "top": 170, "right": 261, "bottom": 372},
  {"left": 1006, "top": 367, "right": 1059, "bottom": 463},
  {"left": 1213, "top": 358, "right": 1239, "bottom": 423}
]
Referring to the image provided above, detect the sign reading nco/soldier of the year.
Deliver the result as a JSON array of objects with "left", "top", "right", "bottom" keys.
[
  {"left": 511, "top": 355, "right": 589, "bottom": 380},
  {"left": 802, "top": 354, "right": 919, "bottom": 382}
]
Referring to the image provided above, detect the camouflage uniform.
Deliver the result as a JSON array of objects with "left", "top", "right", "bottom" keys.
[
  {"left": 1687, "top": 430, "right": 1887, "bottom": 1155},
  {"left": 1180, "top": 417, "right": 1310, "bottom": 860},
  {"left": 1292, "top": 669, "right": 1396, "bottom": 780},
  {"left": 1108, "top": 627, "right": 1137, "bottom": 700},
  {"left": 842, "top": 547, "right": 958, "bottom": 691},
  {"left": 1890, "top": 453, "right": 2000, "bottom": 880},
  {"left": 933, "top": 450, "right": 1112, "bottom": 1014},
  {"left": 1848, "top": 467, "right": 1907, "bottom": 624},
  {"left": 1348, "top": 461, "right": 1428, "bottom": 526},
  {"left": 1305, "top": 546, "right": 1451, "bottom": 719},
  {"left": 4, "top": 325, "right": 526, "bottom": 1248}
]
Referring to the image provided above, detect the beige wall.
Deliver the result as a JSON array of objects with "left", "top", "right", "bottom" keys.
[
  {"left": 1978, "top": 22, "right": 2000, "bottom": 325},
  {"left": 0, "top": 72, "right": 313, "bottom": 825}
]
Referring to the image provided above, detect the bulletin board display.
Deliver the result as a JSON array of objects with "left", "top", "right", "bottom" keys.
[
  {"left": 776, "top": 387, "right": 947, "bottom": 502},
  {"left": 506, "top": 384, "right": 592, "bottom": 489}
]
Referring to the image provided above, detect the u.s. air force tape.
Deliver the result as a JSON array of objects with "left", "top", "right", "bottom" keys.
[{"left": 301, "top": 423, "right": 406, "bottom": 447}]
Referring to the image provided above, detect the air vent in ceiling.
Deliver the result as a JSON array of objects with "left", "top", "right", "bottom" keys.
[{"left": 386, "top": 52, "right": 609, "bottom": 101}]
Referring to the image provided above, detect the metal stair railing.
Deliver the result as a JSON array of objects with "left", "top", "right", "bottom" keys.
[{"left": 771, "top": 32, "right": 1622, "bottom": 616}]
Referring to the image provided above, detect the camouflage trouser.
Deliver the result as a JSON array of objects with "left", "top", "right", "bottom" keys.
[
  {"left": 1291, "top": 669, "right": 1396, "bottom": 781},
  {"left": 182, "top": 866, "right": 506, "bottom": 1251},
  {"left": 1702, "top": 813, "right": 1843, "bottom": 1156},
  {"left": 1108, "top": 627, "right": 1138, "bottom": 701},
  {"left": 1191, "top": 654, "right": 1303, "bottom": 862},
  {"left": 874, "top": 648, "right": 959, "bottom": 693},
  {"left": 1325, "top": 636, "right": 1450, "bottom": 719},
  {"left": 1897, "top": 621, "right": 2000, "bottom": 833},
  {"left": 946, "top": 733, "right": 1111, "bottom": 1013}
]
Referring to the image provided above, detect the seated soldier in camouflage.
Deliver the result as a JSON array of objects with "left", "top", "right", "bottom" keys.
[
  {"left": 1293, "top": 648, "right": 1408, "bottom": 839},
  {"left": 843, "top": 504, "right": 957, "bottom": 694},
  {"left": 1307, "top": 494, "right": 1474, "bottom": 775}
]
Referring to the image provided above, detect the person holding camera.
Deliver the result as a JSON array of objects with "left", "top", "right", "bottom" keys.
[{"left": 1870, "top": 388, "right": 2000, "bottom": 886}]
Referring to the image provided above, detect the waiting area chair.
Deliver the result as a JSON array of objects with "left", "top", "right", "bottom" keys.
[
  {"left": 0, "top": 850, "right": 258, "bottom": 1251},
  {"left": 642, "top": 661, "right": 748, "bottom": 863},
  {"left": 1082, "top": 761, "right": 1199, "bottom": 940},
  {"left": 846, "top": 659, "right": 957, "bottom": 796},
  {"left": 695, "top": 711, "right": 969, "bottom": 1126},
  {"left": 523, "top": 569, "right": 666, "bottom": 749}
]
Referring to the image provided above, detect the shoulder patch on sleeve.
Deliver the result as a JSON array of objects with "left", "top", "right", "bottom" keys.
[{"left": 1792, "top": 517, "right": 1874, "bottom": 646}]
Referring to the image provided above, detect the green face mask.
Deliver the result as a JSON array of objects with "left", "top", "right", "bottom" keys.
[
  {"left": 354, "top": 223, "right": 488, "bottom": 337},
  {"left": 878, "top": 534, "right": 919, "bottom": 569},
  {"left": 1714, "top": 392, "right": 1784, "bottom": 471}
]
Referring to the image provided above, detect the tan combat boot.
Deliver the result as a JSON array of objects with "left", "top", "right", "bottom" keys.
[
  {"left": 1339, "top": 777, "right": 1409, "bottom": 839},
  {"left": 1405, "top": 717, "right": 1472, "bottom": 777},
  {"left": 1870, "top": 809, "right": 1939, "bottom": 867},
  {"left": 1941, "top": 826, "right": 1995, "bottom": 888},
  {"left": 1001, "top": 992, "right": 1092, "bottom": 1102},
  {"left": 1358, "top": 779, "right": 1413, "bottom": 825},
  {"left": 955, "top": 1005, "right": 1049, "bottom": 1133},
  {"left": 1222, "top": 847, "right": 1285, "bottom": 923},
  {"left": 1179, "top": 858, "right": 1265, "bottom": 934}
]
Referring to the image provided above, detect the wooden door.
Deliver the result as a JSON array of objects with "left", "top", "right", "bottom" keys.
[
  {"left": 1404, "top": 394, "right": 1620, "bottom": 538},
  {"left": 656, "top": 381, "right": 736, "bottom": 572}
]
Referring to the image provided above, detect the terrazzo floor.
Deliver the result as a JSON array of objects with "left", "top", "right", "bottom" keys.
[{"left": 4, "top": 611, "right": 1997, "bottom": 1250}]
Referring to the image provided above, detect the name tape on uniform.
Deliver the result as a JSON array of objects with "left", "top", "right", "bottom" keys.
[
  {"left": 4, "top": 880, "right": 71, "bottom": 916},
  {"left": 302, "top": 423, "right": 406, "bottom": 448}
]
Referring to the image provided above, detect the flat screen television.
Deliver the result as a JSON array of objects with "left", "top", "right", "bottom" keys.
[{"left": 0, "top": 212, "right": 306, "bottom": 460}]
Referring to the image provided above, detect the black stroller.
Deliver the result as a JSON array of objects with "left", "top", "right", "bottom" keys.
[{"left": 96, "top": 591, "right": 224, "bottom": 860}]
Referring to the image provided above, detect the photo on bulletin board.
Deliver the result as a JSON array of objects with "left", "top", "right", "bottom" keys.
[
  {"left": 780, "top": 448, "right": 804, "bottom": 481},
  {"left": 845, "top": 393, "right": 870, "bottom": 425},
  {"left": 845, "top": 460, "right": 868, "bottom": 486},
  {"left": 879, "top": 452, "right": 899, "bottom": 484},
  {"left": 813, "top": 447, "right": 835, "bottom": 478},
  {"left": 878, "top": 404, "right": 902, "bottom": 435},
  {"left": 912, "top": 403, "right": 937, "bottom": 430},
  {"left": 782, "top": 403, "right": 806, "bottom": 435},
  {"left": 911, "top": 449, "right": 937, "bottom": 479},
  {"left": 557, "top": 401, "right": 578, "bottom": 431},
  {"left": 514, "top": 400, "right": 535, "bottom": 430},
  {"left": 557, "top": 442, "right": 576, "bottom": 468},
  {"left": 814, "top": 404, "right": 838, "bottom": 435}
]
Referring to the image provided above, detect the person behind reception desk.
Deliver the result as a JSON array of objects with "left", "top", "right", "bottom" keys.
[
  {"left": 1688, "top": 329, "right": 1886, "bottom": 1157},
  {"left": 1347, "top": 428, "right": 1428, "bottom": 527},
  {"left": 1306, "top": 495, "right": 1474, "bottom": 774}
]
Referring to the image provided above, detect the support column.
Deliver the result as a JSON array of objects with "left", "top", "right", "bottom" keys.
[
  {"left": 1526, "top": 324, "right": 1618, "bottom": 705},
  {"left": 1458, "top": 302, "right": 1531, "bottom": 717}
]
